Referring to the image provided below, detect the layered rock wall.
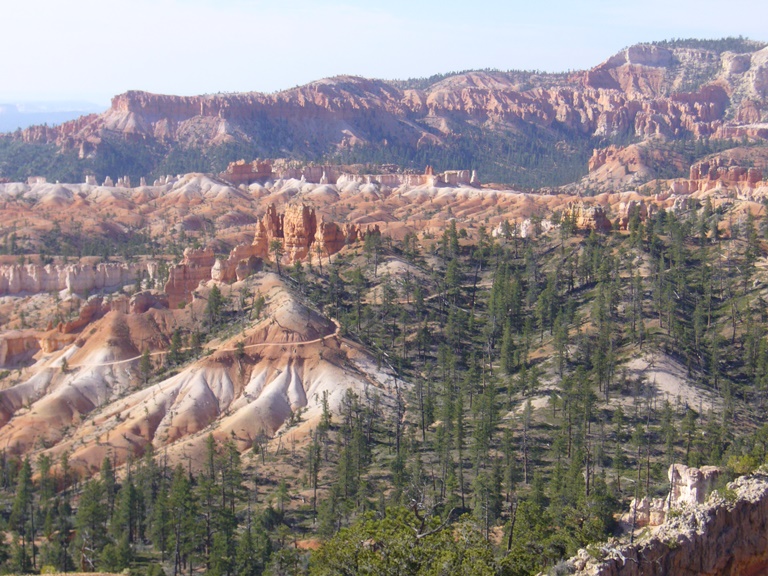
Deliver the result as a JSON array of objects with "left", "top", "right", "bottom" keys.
[
  {"left": 16, "top": 42, "right": 764, "bottom": 161},
  {"left": 0, "top": 262, "right": 156, "bottom": 296},
  {"left": 665, "top": 160, "right": 764, "bottom": 195},
  {"left": 689, "top": 159, "right": 763, "bottom": 188},
  {"left": 222, "top": 159, "right": 474, "bottom": 188}
]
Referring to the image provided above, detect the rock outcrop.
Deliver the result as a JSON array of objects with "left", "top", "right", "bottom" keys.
[
  {"left": 618, "top": 464, "right": 722, "bottom": 530},
  {"left": 251, "top": 203, "right": 380, "bottom": 264},
  {"left": 689, "top": 159, "right": 763, "bottom": 188},
  {"left": 572, "top": 469, "right": 768, "bottom": 576},
  {"left": 562, "top": 202, "right": 613, "bottom": 232},
  {"left": 618, "top": 200, "right": 656, "bottom": 230},
  {"left": 128, "top": 291, "right": 169, "bottom": 314},
  {"left": 164, "top": 243, "right": 264, "bottom": 308},
  {"left": 665, "top": 159, "right": 764, "bottom": 196},
  {"left": 0, "top": 262, "right": 156, "bottom": 296},
  {"left": 164, "top": 247, "right": 217, "bottom": 309},
  {"left": 669, "top": 463, "right": 721, "bottom": 506},
  {"left": 211, "top": 248, "right": 262, "bottom": 284},
  {"left": 0, "top": 330, "right": 41, "bottom": 367},
  {"left": 283, "top": 203, "right": 319, "bottom": 261}
]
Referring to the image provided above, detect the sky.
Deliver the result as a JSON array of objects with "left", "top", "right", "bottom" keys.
[{"left": 1, "top": 0, "right": 767, "bottom": 106}]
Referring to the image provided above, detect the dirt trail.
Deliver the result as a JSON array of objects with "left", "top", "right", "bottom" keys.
[{"left": 67, "top": 319, "right": 342, "bottom": 369}]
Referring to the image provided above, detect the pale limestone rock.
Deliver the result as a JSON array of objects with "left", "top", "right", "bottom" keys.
[
  {"left": 562, "top": 201, "right": 612, "bottom": 232},
  {"left": 0, "top": 262, "right": 154, "bottom": 296},
  {"left": 669, "top": 463, "right": 721, "bottom": 507}
]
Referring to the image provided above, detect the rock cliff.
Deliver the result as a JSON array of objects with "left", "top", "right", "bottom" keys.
[
  {"left": 7, "top": 43, "right": 767, "bottom": 178},
  {"left": 570, "top": 467, "right": 768, "bottom": 576},
  {"left": 0, "top": 261, "right": 156, "bottom": 296}
]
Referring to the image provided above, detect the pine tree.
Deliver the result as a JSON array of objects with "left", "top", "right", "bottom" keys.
[
  {"left": 206, "top": 284, "right": 226, "bottom": 327},
  {"left": 9, "top": 457, "right": 34, "bottom": 571},
  {"left": 169, "top": 464, "right": 199, "bottom": 576},
  {"left": 74, "top": 478, "right": 108, "bottom": 571},
  {"left": 140, "top": 348, "right": 152, "bottom": 386},
  {"left": 235, "top": 516, "right": 272, "bottom": 576}
]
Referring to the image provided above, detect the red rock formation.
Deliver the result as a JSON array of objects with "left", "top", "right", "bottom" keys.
[
  {"left": 38, "top": 331, "right": 77, "bottom": 354},
  {"left": 212, "top": 246, "right": 262, "bottom": 283},
  {"left": 58, "top": 296, "right": 109, "bottom": 334},
  {"left": 315, "top": 218, "right": 347, "bottom": 256},
  {"left": 1, "top": 292, "right": 169, "bottom": 366},
  {"left": 221, "top": 159, "right": 273, "bottom": 186},
  {"left": 9, "top": 42, "right": 765, "bottom": 163},
  {"left": 164, "top": 247, "right": 216, "bottom": 309},
  {"left": 129, "top": 291, "right": 169, "bottom": 314},
  {"left": 282, "top": 204, "right": 318, "bottom": 261},
  {"left": 251, "top": 203, "right": 380, "bottom": 264},
  {"left": 252, "top": 204, "right": 283, "bottom": 258},
  {"left": 685, "top": 158, "right": 763, "bottom": 192},
  {"left": 0, "top": 331, "right": 41, "bottom": 367}
]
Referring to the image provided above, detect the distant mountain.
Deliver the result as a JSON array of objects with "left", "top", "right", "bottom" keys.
[
  {"left": 1, "top": 38, "right": 767, "bottom": 187},
  {"left": 0, "top": 101, "right": 105, "bottom": 132}
]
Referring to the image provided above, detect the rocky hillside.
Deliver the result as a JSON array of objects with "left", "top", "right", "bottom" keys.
[{"left": 2, "top": 38, "right": 767, "bottom": 187}]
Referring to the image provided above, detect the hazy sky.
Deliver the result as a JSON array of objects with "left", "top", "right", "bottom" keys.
[{"left": 2, "top": 0, "right": 767, "bottom": 105}]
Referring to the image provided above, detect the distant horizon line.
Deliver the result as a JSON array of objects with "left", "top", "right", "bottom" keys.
[{"left": 3, "top": 34, "right": 767, "bottom": 110}]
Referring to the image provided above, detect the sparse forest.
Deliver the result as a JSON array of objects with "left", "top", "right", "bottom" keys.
[{"left": 2, "top": 195, "right": 768, "bottom": 576}]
